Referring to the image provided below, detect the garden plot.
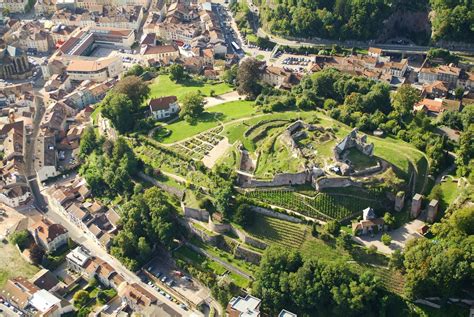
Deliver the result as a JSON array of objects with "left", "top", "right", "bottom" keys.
[{"left": 172, "top": 127, "right": 226, "bottom": 161}]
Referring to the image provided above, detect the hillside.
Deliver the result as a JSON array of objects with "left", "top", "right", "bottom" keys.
[{"left": 250, "top": 0, "right": 473, "bottom": 44}]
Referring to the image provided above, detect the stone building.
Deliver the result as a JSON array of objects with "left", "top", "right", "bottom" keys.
[
  {"left": 411, "top": 194, "right": 423, "bottom": 218},
  {"left": 0, "top": 46, "right": 33, "bottom": 80},
  {"left": 427, "top": 199, "right": 439, "bottom": 223}
]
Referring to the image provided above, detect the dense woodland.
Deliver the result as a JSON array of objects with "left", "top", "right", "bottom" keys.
[{"left": 247, "top": 0, "right": 474, "bottom": 43}]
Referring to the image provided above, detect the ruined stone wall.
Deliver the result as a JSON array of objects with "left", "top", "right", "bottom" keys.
[
  {"left": 314, "top": 177, "right": 358, "bottom": 190},
  {"left": 182, "top": 204, "right": 210, "bottom": 222}
]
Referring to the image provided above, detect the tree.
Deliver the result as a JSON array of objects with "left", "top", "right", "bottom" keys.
[
  {"left": 222, "top": 65, "right": 238, "bottom": 85},
  {"left": 73, "top": 290, "right": 90, "bottom": 308},
  {"left": 2, "top": 7, "right": 10, "bottom": 16},
  {"left": 179, "top": 92, "right": 205, "bottom": 122},
  {"left": 113, "top": 75, "right": 150, "bottom": 110},
  {"left": 383, "top": 212, "right": 395, "bottom": 229},
  {"left": 389, "top": 249, "right": 404, "bottom": 271},
  {"left": 169, "top": 64, "right": 185, "bottom": 82},
  {"left": 9, "top": 230, "right": 30, "bottom": 249},
  {"left": 125, "top": 64, "right": 145, "bottom": 77},
  {"left": 29, "top": 244, "right": 44, "bottom": 265},
  {"left": 214, "top": 182, "right": 233, "bottom": 219},
  {"left": 336, "top": 232, "right": 352, "bottom": 250},
  {"left": 323, "top": 220, "right": 340, "bottom": 237},
  {"left": 381, "top": 233, "right": 392, "bottom": 246},
  {"left": 237, "top": 57, "right": 262, "bottom": 99},
  {"left": 101, "top": 93, "right": 135, "bottom": 134},
  {"left": 79, "top": 126, "right": 97, "bottom": 158},
  {"left": 137, "top": 237, "right": 152, "bottom": 262},
  {"left": 454, "top": 87, "right": 464, "bottom": 100},
  {"left": 449, "top": 206, "right": 474, "bottom": 235},
  {"left": 392, "top": 84, "right": 421, "bottom": 116},
  {"left": 233, "top": 203, "right": 254, "bottom": 228}
]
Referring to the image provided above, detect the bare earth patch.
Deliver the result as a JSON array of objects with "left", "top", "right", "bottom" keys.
[{"left": 202, "top": 138, "right": 232, "bottom": 169}]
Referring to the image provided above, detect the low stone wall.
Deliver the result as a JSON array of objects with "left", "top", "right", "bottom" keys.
[
  {"left": 251, "top": 206, "right": 303, "bottom": 223},
  {"left": 351, "top": 162, "right": 383, "bottom": 177},
  {"left": 208, "top": 218, "right": 231, "bottom": 234},
  {"left": 186, "top": 221, "right": 220, "bottom": 246},
  {"left": 314, "top": 177, "right": 358, "bottom": 190},
  {"left": 231, "top": 226, "right": 268, "bottom": 250},
  {"left": 234, "top": 245, "right": 262, "bottom": 265},
  {"left": 243, "top": 171, "right": 309, "bottom": 188},
  {"left": 183, "top": 204, "right": 210, "bottom": 222}
]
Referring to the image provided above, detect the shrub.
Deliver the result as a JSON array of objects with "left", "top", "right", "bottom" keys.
[
  {"left": 367, "top": 245, "right": 377, "bottom": 255},
  {"left": 381, "top": 233, "right": 392, "bottom": 246},
  {"left": 9, "top": 230, "right": 30, "bottom": 249}
]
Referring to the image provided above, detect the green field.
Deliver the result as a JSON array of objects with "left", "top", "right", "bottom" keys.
[
  {"left": 345, "top": 148, "right": 378, "bottom": 170},
  {"left": 156, "top": 100, "right": 257, "bottom": 143},
  {"left": 148, "top": 75, "right": 232, "bottom": 101},
  {"left": 173, "top": 245, "right": 250, "bottom": 288},
  {"left": 0, "top": 242, "right": 39, "bottom": 288}
]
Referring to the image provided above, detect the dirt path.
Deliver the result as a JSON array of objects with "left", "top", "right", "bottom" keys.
[{"left": 204, "top": 91, "right": 242, "bottom": 108}]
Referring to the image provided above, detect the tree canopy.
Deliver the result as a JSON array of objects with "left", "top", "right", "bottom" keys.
[{"left": 110, "top": 187, "right": 178, "bottom": 271}]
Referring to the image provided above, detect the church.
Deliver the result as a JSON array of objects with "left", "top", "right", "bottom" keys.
[{"left": 0, "top": 46, "right": 33, "bottom": 80}]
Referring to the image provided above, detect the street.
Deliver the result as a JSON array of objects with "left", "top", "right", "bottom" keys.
[{"left": 43, "top": 191, "right": 197, "bottom": 317}]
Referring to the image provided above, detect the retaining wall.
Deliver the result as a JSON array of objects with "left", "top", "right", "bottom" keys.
[
  {"left": 234, "top": 245, "right": 262, "bottom": 265},
  {"left": 183, "top": 205, "right": 210, "bottom": 222}
]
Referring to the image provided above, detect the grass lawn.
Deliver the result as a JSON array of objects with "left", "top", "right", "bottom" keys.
[
  {"left": 0, "top": 242, "right": 39, "bottom": 288},
  {"left": 173, "top": 245, "right": 250, "bottom": 288},
  {"left": 345, "top": 148, "right": 378, "bottom": 170},
  {"left": 157, "top": 100, "right": 257, "bottom": 143},
  {"left": 438, "top": 178, "right": 460, "bottom": 207},
  {"left": 255, "top": 55, "right": 265, "bottom": 61},
  {"left": 148, "top": 75, "right": 232, "bottom": 102}
]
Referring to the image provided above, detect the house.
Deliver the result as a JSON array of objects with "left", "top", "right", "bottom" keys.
[
  {"left": 413, "top": 98, "right": 461, "bottom": 116},
  {"left": 148, "top": 96, "right": 179, "bottom": 120},
  {"left": 352, "top": 207, "right": 384, "bottom": 235},
  {"left": 368, "top": 47, "right": 383, "bottom": 58},
  {"left": 66, "top": 246, "right": 91, "bottom": 272},
  {"left": 120, "top": 283, "right": 158, "bottom": 310},
  {"left": 422, "top": 81, "right": 449, "bottom": 99},
  {"left": 35, "top": 133, "right": 59, "bottom": 182},
  {"left": 227, "top": 294, "right": 261, "bottom": 317},
  {"left": 29, "top": 218, "right": 69, "bottom": 252},
  {"left": 1, "top": 277, "right": 39, "bottom": 309},
  {"left": 279, "top": 310, "right": 297, "bottom": 317},
  {"left": 411, "top": 194, "right": 423, "bottom": 218},
  {"left": 29, "top": 289, "right": 73, "bottom": 317},
  {"left": 418, "top": 64, "right": 461, "bottom": 88},
  {"left": 30, "top": 269, "right": 61, "bottom": 292}
]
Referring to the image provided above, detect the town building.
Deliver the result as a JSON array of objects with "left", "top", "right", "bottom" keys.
[
  {"left": 139, "top": 44, "right": 180, "bottom": 65},
  {"left": 352, "top": 207, "right": 384, "bottom": 235},
  {"left": 119, "top": 283, "right": 158, "bottom": 311},
  {"left": 227, "top": 294, "right": 261, "bottom": 317},
  {"left": 148, "top": 96, "right": 180, "bottom": 120},
  {"left": 0, "top": 0, "right": 27, "bottom": 13},
  {"left": 65, "top": 56, "right": 123, "bottom": 81},
  {"left": 29, "top": 218, "right": 69, "bottom": 252}
]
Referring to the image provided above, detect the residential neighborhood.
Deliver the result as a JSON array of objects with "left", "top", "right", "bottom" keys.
[{"left": 0, "top": 0, "right": 473, "bottom": 316}]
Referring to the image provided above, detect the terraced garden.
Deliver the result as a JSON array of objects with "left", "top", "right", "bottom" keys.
[
  {"left": 244, "top": 213, "right": 308, "bottom": 249},
  {"left": 245, "top": 188, "right": 382, "bottom": 221}
]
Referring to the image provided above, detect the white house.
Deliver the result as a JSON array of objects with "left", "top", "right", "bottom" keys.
[
  {"left": 29, "top": 218, "right": 69, "bottom": 252},
  {"left": 148, "top": 96, "right": 179, "bottom": 120}
]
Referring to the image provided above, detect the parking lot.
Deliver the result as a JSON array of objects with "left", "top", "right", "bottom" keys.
[{"left": 141, "top": 254, "right": 210, "bottom": 311}]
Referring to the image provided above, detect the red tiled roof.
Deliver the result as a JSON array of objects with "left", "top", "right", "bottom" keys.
[{"left": 148, "top": 96, "right": 177, "bottom": 111}]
